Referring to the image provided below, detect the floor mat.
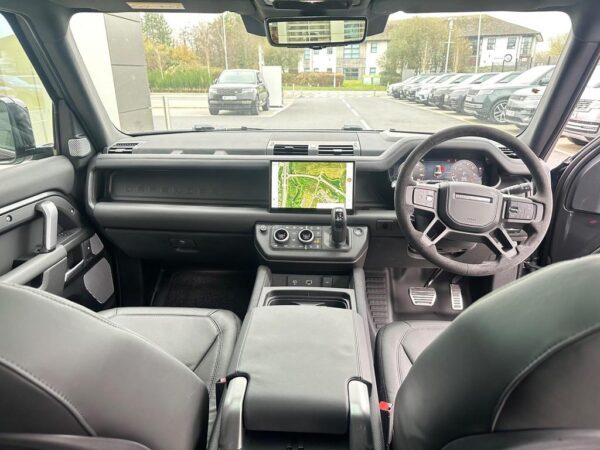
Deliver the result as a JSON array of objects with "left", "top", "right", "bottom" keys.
[{"left": 153, "top": 269, "right": 255, "bottom": 319}]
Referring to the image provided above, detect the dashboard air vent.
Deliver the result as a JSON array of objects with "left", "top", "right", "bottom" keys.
[
  {"left": 498, "top": 146, "right": 519, "bottom": 159},
  {"left": 317, "top": 144, "right": 355, "bottom": 156},
  {"left": 106, "top": 142, "right": 141, "bottom": 154},
  {"left": 273, "top": 144, "right": 309, "bottom": 155}
]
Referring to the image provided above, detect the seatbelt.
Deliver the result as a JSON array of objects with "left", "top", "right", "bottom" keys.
[{"left": 215, "top": 377, "right": 227, "bottom": 411}]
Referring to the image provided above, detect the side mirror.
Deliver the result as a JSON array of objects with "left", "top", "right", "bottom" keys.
[{"left": 0, "top": 97, "right": 36, "bottom": 164}]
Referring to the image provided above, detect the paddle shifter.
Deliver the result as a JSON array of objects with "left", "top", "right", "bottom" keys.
[{"left": 331, "top": 206, "right": 348, "bottom": 247}]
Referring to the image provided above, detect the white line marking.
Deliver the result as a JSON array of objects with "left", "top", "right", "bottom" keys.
[
  {"left": 266, "top": 100, "right": 294, "bottom": 118},
  {"left": 341, "top": 98, "right": 372, "bottom": 130}
]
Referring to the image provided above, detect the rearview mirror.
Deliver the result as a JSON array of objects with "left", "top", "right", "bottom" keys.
[
  {"left": 0, "top": 97, "right": 35, "bottom": 164},
  {"left": 266, "top": 17, "right": 367, "bottom": 48}
]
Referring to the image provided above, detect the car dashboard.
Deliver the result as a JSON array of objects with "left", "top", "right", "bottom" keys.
[{"left": 87, "top": 130, "right": 532, "bottom": 266}]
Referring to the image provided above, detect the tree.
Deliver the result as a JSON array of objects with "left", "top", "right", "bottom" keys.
[
  {"left": 535, "top": 33, "right": 568, "bottom": 65},
  {"left": 263, "top": 46, "right": 302, "bottom": 72},
  {"left": 142, "top": 13, "right": 173, "bottom": 46},
  {"left": 381, "top": 17, "right": 449, "bottom": 76}
]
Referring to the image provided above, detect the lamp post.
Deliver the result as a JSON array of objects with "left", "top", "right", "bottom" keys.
[
  {"left": 475, "top": 14, "right": 482, "bottom": 73},
  {"left": 222, "top": 14, "right": 229, "bottom": 70},
  {"left": 444, "top": 18, "right": 454, "bottom": 73}
]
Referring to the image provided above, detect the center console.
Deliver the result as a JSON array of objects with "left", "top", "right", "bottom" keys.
[
  {"left": 214, "top": 160, "right": 380, "bottom": 449},
  {"left": 218, "top": 278, "right": 377, "bottom": 450}
]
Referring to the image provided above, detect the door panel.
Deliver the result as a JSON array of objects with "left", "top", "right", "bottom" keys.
[
  {"left": 546, "top": 142, "right": 600, "bottom": 262},
  {"left": 0, "top": 158, "right": 116, "bottom": 309}
]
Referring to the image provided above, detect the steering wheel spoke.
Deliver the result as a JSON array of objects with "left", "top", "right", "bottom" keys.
[
  {"left": 420, "top": 217, "right": 449, "bottom": 247},
  {"left": 485, "top": 225, "right": 519, "bottom": 259}
]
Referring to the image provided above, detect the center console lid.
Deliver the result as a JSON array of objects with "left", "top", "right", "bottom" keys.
[{"left": 228, "top": 305, "right": 372, "bottom": 435}]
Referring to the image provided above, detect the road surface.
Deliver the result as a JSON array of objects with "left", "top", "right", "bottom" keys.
[{"left": 151, "top": 91, "right": 579, "bottom": 168}]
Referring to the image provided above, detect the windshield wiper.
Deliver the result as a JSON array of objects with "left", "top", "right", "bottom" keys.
[
  {"left": 387, "top": 128, "right": 430, "bottom": 135},
  {"left": 192, "top": 124, "right": 219, "bottom": 131},
  {"left": 342, "top": 124, "right": 364, "bottom": 131}
]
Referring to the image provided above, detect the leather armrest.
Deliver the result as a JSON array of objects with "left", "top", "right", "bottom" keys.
[{"left": 229, "top": 305, "right": 372, "bottom": 434}]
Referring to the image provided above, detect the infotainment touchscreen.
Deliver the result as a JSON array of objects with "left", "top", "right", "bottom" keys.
[{"left": 270, "top": 161, "right": 354, "bottom": 212}]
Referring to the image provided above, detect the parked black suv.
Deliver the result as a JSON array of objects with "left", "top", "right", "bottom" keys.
[{"left": 208, "top": 69, "right": 269, "bottom": 115}]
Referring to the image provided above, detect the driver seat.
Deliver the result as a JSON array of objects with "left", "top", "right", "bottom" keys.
[{"left": 376, "top": 255, "right": 600, "bottom": 450}]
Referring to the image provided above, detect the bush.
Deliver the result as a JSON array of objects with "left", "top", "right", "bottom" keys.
[
  {"left": 148, "top": 66, "right": 222, "bottom": 92},
  {"left": 283, "top": 72, "right": 344, "bottom": 87}
]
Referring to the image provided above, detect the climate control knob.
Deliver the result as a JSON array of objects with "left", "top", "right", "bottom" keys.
[
  {"left": 273, "top": 228, "right": 290, "bottom": 243},
  {"left": 298, "top": 228, "right": 314, "bottom": 244}
]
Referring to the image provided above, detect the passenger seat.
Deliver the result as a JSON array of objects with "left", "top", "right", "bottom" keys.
[
  {"left": 0, "top": 283, "right": 240, "bottom": 450},
  {"left": 100, "top": 307, "right": 240, "bottom": 437}
]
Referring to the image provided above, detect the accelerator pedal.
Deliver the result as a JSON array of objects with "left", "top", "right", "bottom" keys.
[{"left": 450, "top": 284, "right": 464, "bottom": 311}]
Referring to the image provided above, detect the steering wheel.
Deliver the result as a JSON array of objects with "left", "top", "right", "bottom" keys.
[{"left": 394, "top": 125, "right": 553, "bottom": 277}]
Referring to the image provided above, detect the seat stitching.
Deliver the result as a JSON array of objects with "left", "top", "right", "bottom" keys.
[
  {"left": 393, "top": 325, "right": 447, "bottom": 400},
  {"left": 233, "top": 309, "right": 255, "bottom": 372},
  {"left": 0, "top": 355, "right": 95, "bottom": 436},
  {"left": 491, "top": 323, "right": 600, "bottom": 431},
  {"left": 191, "top": 333, "right": 219, "bottom": 375},
  {"left": 2, "top": 284, "right": 196, "bottom": 375},
  {"left": 375, "top": 324, "right": 389, "bottom": 401},
  {"left": 352, "top": 313, "right": 362, "bottom": 378},
  {"left": 101, "top": 312, "right": 217, "bottom": 318},
  {"left": 204, "top": 316, "right": 223, "bottom": 397}
]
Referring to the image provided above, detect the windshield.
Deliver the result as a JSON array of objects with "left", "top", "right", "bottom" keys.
[
  {"left": 70, "top": 11, "right": 570, "bottom": 135},
  {"left": 218, "top": 71, "right": 257, "bottom": 84},
  {"left": 510, "top": 65, "right": 554, "bottom": 85}
]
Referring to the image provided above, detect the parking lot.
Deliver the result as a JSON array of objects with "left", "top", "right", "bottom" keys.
[{"left": 151, "top": 91, "right": 579, "bottom": 168}]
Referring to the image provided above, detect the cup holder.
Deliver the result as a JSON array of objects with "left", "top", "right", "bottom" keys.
[
  {"left": 263, "top": 290, "right": 352, "bottom": 309},
  {"left": 268, "top": 298, "right": 349, "bottom": 309}
]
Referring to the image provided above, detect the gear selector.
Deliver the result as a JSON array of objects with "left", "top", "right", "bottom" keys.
[{"left": 331, "top": 207, "right": 348, "bottom": 247}]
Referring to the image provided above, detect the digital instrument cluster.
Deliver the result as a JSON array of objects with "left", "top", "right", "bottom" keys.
[{"left": 390, "top": 158, "right": 485, "bottom": 185}]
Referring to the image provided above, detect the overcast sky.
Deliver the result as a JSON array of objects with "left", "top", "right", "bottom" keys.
[
  {"left": 0, "top": 10, "right": 572, "bottom": 51},
  {"left": 160, "top": 11, "right": 571, "bottom": 52}
]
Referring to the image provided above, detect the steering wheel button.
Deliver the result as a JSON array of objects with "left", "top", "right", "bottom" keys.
[
  {"left": 414, "top": 188, "right": 435, "bottom": 208},
  {"left": 506, "top": 200, "right": 536, "bottom": 221}
]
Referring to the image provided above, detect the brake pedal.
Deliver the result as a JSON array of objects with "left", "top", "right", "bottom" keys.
[
  {"left": 450, "top": 284, "right": 464, "bottom": 311},
  {"left": 409, "top": 287, "right": 437, "bottom": 307}
]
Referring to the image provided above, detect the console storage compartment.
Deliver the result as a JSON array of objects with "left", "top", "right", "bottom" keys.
[{"left": 220, "top": 305, "right": 374, "bottom": 449}]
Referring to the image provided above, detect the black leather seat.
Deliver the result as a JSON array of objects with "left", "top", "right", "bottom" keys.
[
  {"left": 375, "top": 320, "right": 450, "bottom": 403},
  {"left": 376, "top": 255, "right": 600, "bottom": 450},
  {"left": 100, "top": 307, "right": 240, "bottom": 439},
  {"left": 0, "top": 283, "right": 240, "bottom": 450}
]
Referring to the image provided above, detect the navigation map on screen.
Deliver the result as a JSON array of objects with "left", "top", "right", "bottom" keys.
[{"left": 271, "top": 161, "right": 354, "bottom": 210}]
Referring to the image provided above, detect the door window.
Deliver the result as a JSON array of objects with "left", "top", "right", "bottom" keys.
[{"left": 0, "top": 15, "right": 54, "bottom": 164}]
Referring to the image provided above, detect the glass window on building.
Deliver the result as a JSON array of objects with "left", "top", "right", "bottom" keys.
[
  {"left": 487, "top": 37, "right": 496, "bottom": 50},
  {"left": 507, "top": 36, "right": 517, "bottom": 50},
  {"left": 343, "top": 44, "right": 360, "bottom": 59},
  {"left": 327, "top": 47, "right": 333, "bottom": 55},
  {"left": 521, "top": 36, "right": 533, "bottom": 56},
  {"left": 304, "top": 48, "right": 310, "bottom": 60},
  {"left": 343, "top": 67, "right": 359, "bottom": 80},
  {"left": 369, "top": 67, "right": 376, "bottom": 74},
  {"left": 314, "top": 49, "right": 320, "bottom": 55},
  {"left": 370, "top": 43, "right": 378, "bottom": 53},
  {"left": 327, "top": 68, "right": 332, "bottom": 72}
]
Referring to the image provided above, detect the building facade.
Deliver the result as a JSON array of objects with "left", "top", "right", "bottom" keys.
[
  {"left": 298, "top": 35, "right": 389, "bottom": 82},
  {"left": 458, "top": 16, "right": 542, "bottom": 71}
]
